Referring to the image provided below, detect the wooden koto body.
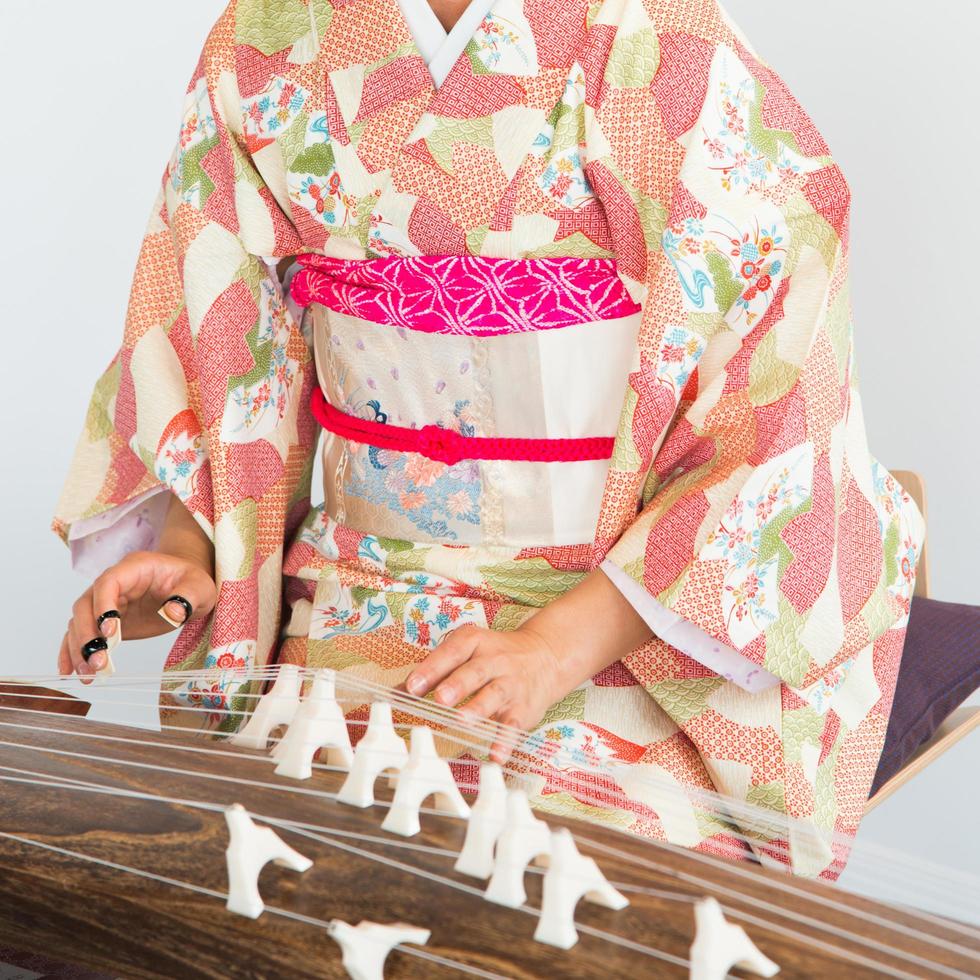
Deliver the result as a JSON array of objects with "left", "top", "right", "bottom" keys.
[{"left": 0, "top": 706, "right": 976, "bottom": 979}]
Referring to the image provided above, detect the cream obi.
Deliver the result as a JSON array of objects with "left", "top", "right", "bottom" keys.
[{"left": 293, "top": 254, "right": 643, "bottom": 549}]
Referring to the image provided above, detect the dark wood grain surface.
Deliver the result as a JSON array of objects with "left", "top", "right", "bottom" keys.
[
  {"left": 0, "top": 685, "right": 90, "bottom": 716},
  {"left": 0, "top": 707, "right": 975, "bottom": 979}
]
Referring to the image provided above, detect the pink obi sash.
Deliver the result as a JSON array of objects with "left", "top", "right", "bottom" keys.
[
  {"left": 291, "top": 253, "right": 637, "bottom": 467},
  {"left": 289, "top": 253, "right": 640, "bottom": 336}
]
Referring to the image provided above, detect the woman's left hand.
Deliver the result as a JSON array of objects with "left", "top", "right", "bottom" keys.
[
  {"left": 404, "top": 621, "right": 570, "bottom": 764},
  {"left": 403, "top": 567, "right": 657, "bottom": 765}
]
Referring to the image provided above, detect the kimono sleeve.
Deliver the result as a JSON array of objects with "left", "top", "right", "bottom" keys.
[
  {"left": 595, "top": 23, "right": 926, "bottom": 696},
  {"left": 51, "top": 7, "right": 318, "bottom": 700}
]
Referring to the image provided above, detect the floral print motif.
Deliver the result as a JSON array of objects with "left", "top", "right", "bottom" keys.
[
  {"left": 525, "top": 720, "right": 629, "bottom": 771},
  {"left": 171, "top": 641, "right": 257, "bottom": 728},
  {"left": 154, "top": 409, "right": 207, "bottom": 503},
  {"left": 467, "top": 1, "right": 538, "bottom": 76},
  {"left": 871, "top": 458, "right": 922, "bottom": 615},
  {"left": 222, "top": 280, "right": 299, "bottom": 442},
  {"left": 242, "top": 76, "right": 310, "bottom": 143},
  {"left": 701, "top": 46, "right": 821, "bottom": 196},
  {"left": 288, "top": 114, "right": 358, "bottom": 229},
  {"left": 655, "top": 325, "right": 706, "bottom": 395},
  {"left": 405, "top": 588, "right": 482, "bottom": 648},
  {"left": 168, "top": 77, "right": 218, "bottom": 209},
  {"left": 532, "top": 62, "right": 594, "bottom": 209},
  {"left": 797, "top": 658, "right": 856, "bottom": 716},
  {"left": 344, "top": 399, "right": 482, "bottom": 541},
  {"left": 703, "top": 444, "right": 814, "bottom": 649},
  {"left": 310, "top": 580, "right": 390, "bottom": 641},
  {"left": 662, "top": 211, "right": 788, "bottom": 333}
]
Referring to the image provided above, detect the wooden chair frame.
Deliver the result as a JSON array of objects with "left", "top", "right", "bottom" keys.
[{"left": 864, "top": 470, "right": 980, "bottom": 813}]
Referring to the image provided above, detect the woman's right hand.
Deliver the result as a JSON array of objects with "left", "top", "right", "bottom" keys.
[{"left": 59, "top": 550, "right": 218, "bottom": 683}]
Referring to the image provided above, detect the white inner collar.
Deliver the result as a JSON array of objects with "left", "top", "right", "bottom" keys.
[{"left": 395, "top": 0, "right": 497, "bottom": 88}]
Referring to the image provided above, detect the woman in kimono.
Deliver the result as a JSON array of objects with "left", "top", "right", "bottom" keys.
[{"left": 53, "top": 0, "right": 925, "bottom": 879}]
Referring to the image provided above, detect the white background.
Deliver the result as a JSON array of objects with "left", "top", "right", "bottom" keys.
[{"left": 1, "top": 0, "right": 977, "bottom": 918}]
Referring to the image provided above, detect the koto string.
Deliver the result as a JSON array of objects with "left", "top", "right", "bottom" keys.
[
  {"left": 4, "top": 673, "right": 978, "bottom": 917},
  {"left": 0, "top": 673, "right": 905, "bottom": 866},
  {"left": 0, "top": 772, "right": 695, "bottom": 974},
  {"left": 0, "top": 668, "right": 935, "bottom": 873},
  {"left": 0, "top": 686, "right": 831, "bottom": 868},
  {"left": 2, "top": 665, "right": 934, "bottom": 846},
  {"left": 0, "top": 707, "right": 898, "bottom": 890},
  {"left": 0, "top": 751, "right": 969, "bottom": 979},
  {"left": 8, "top": 695, "right": 972, "bottom": 908},
  {"left": 0, "top": 829, "right": 507, "bottom": 980},
  {"left": 0, "top": 744, "right": 971, "bottom": 975},
  {"left": 1, "top": 680, "right": 974, "bottom": 914},
  {"left": 1, "top": 679, "right": 975, "bottom": 911},
  {"left": 0, "top": 768, "right": 960, "bottom": 980}
]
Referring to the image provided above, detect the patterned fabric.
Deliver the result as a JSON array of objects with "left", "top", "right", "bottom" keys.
[
  {"left": 51, "top": 0, "right": 925, "bottom": 879},
  {"left": 291, "top": 253, "right": 641, "bottom": 334}
]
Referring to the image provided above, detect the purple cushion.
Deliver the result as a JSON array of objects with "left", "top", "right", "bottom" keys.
[{"left": 870, "top": 596, "right": 980, "bottom": 798}]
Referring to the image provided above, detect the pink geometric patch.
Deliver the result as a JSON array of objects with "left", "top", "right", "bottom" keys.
[
  {"left": 592, "top": 660, "right": 641, "bottom": 687},
  {"left": 355, "top": 55, "right": 432, "bottom": 123},
  {"left": 550, "top": 199, "right": 616, "bottom": 253},
  {"left": 748, "top": 387, "right": 808, "bottom": 468},
  {"left": 653, "top": 417, "right": 717, "bottom": 484},
  {"left": 804, "top": 164, "right": 851, "bottom": 244},
  {"left": 526, "top": 0, "right": 590, "bottom": 69},
  {"left": 515, "top": 542, "right": 596, "bottom": 571},
  {"left": 642, "top": 491, "right": 711, "bottom": 594},
  {"left": 429, "top": 64, "right": 525, "bottom": 119},
  {"left": 234, "top": 45, "right": 292, "bottom": 99},
  {"left": 584, "top": 160, "right": 647, "bottom": 281},
  {"left": 211, "top": 570, "right": 260, "bottom": 649},
  {"left": 407, "top": 198, "right": 468, "bottom": 255},
  {"left": 781, "top": 451, "right": 835, "bottom": 615},
  {"left": 113, "top": 348, "right": 138, "bottom": 445},
  {"left": 196, "top": 281, "right": 261, "bottom": 427},
  {"left": 226, "top": 440, "right": 286, "bottom": 504},
  {"left": 837, "top": 478, "right": 883, "bottom": 622},
  {"left": 653, "top": 34, "right": 716, "bottom": 140},
  {"left": 324, "top": 73, "right": 351, "bottom": 147},
  {"left": 579, "top": 24, "right": 617, "bottom": 109},
  {"left": 669, "top": 180, "right": 708, "bottom": 225}
]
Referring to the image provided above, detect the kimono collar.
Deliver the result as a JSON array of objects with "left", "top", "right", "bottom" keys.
[
  {"left": 327, "top": 0, "right": 589, "bottom": 240},
  {"left": 394, "top": 0, "right": 496, "bottom": 88}
]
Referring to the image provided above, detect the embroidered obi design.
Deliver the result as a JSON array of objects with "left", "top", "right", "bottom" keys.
[{"left": 290, "top": 254, "right": 642, "bottom": 548}]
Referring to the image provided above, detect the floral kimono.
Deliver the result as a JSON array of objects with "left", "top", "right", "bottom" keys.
[{"left": 52, "top": 0, "right": 925, "bottom": 879}]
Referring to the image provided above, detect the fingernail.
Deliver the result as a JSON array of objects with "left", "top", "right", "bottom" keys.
[
  {"left": 435, "top": 686, "right": 455, "bottom": 705},
  {"left": 157, "top": 595, "right": 192, "bottom": 628},
  {"left": 406, "top": 674, "right": 425, "bottom": 695},
  {"left": 98, "top": 610, "right": 120, "bottom": 638},
  {"left": 89, "top": 652, "right": 106, "bottom": 670}
]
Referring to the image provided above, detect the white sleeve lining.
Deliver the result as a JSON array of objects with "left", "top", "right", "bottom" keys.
[{"left": 67, "top": 485, "right": 173, "bottom": 580}]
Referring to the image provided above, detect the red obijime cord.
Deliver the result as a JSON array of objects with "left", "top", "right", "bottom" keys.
[{"left": 310, "top": 387, "right": 614, "bottom": 467}]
